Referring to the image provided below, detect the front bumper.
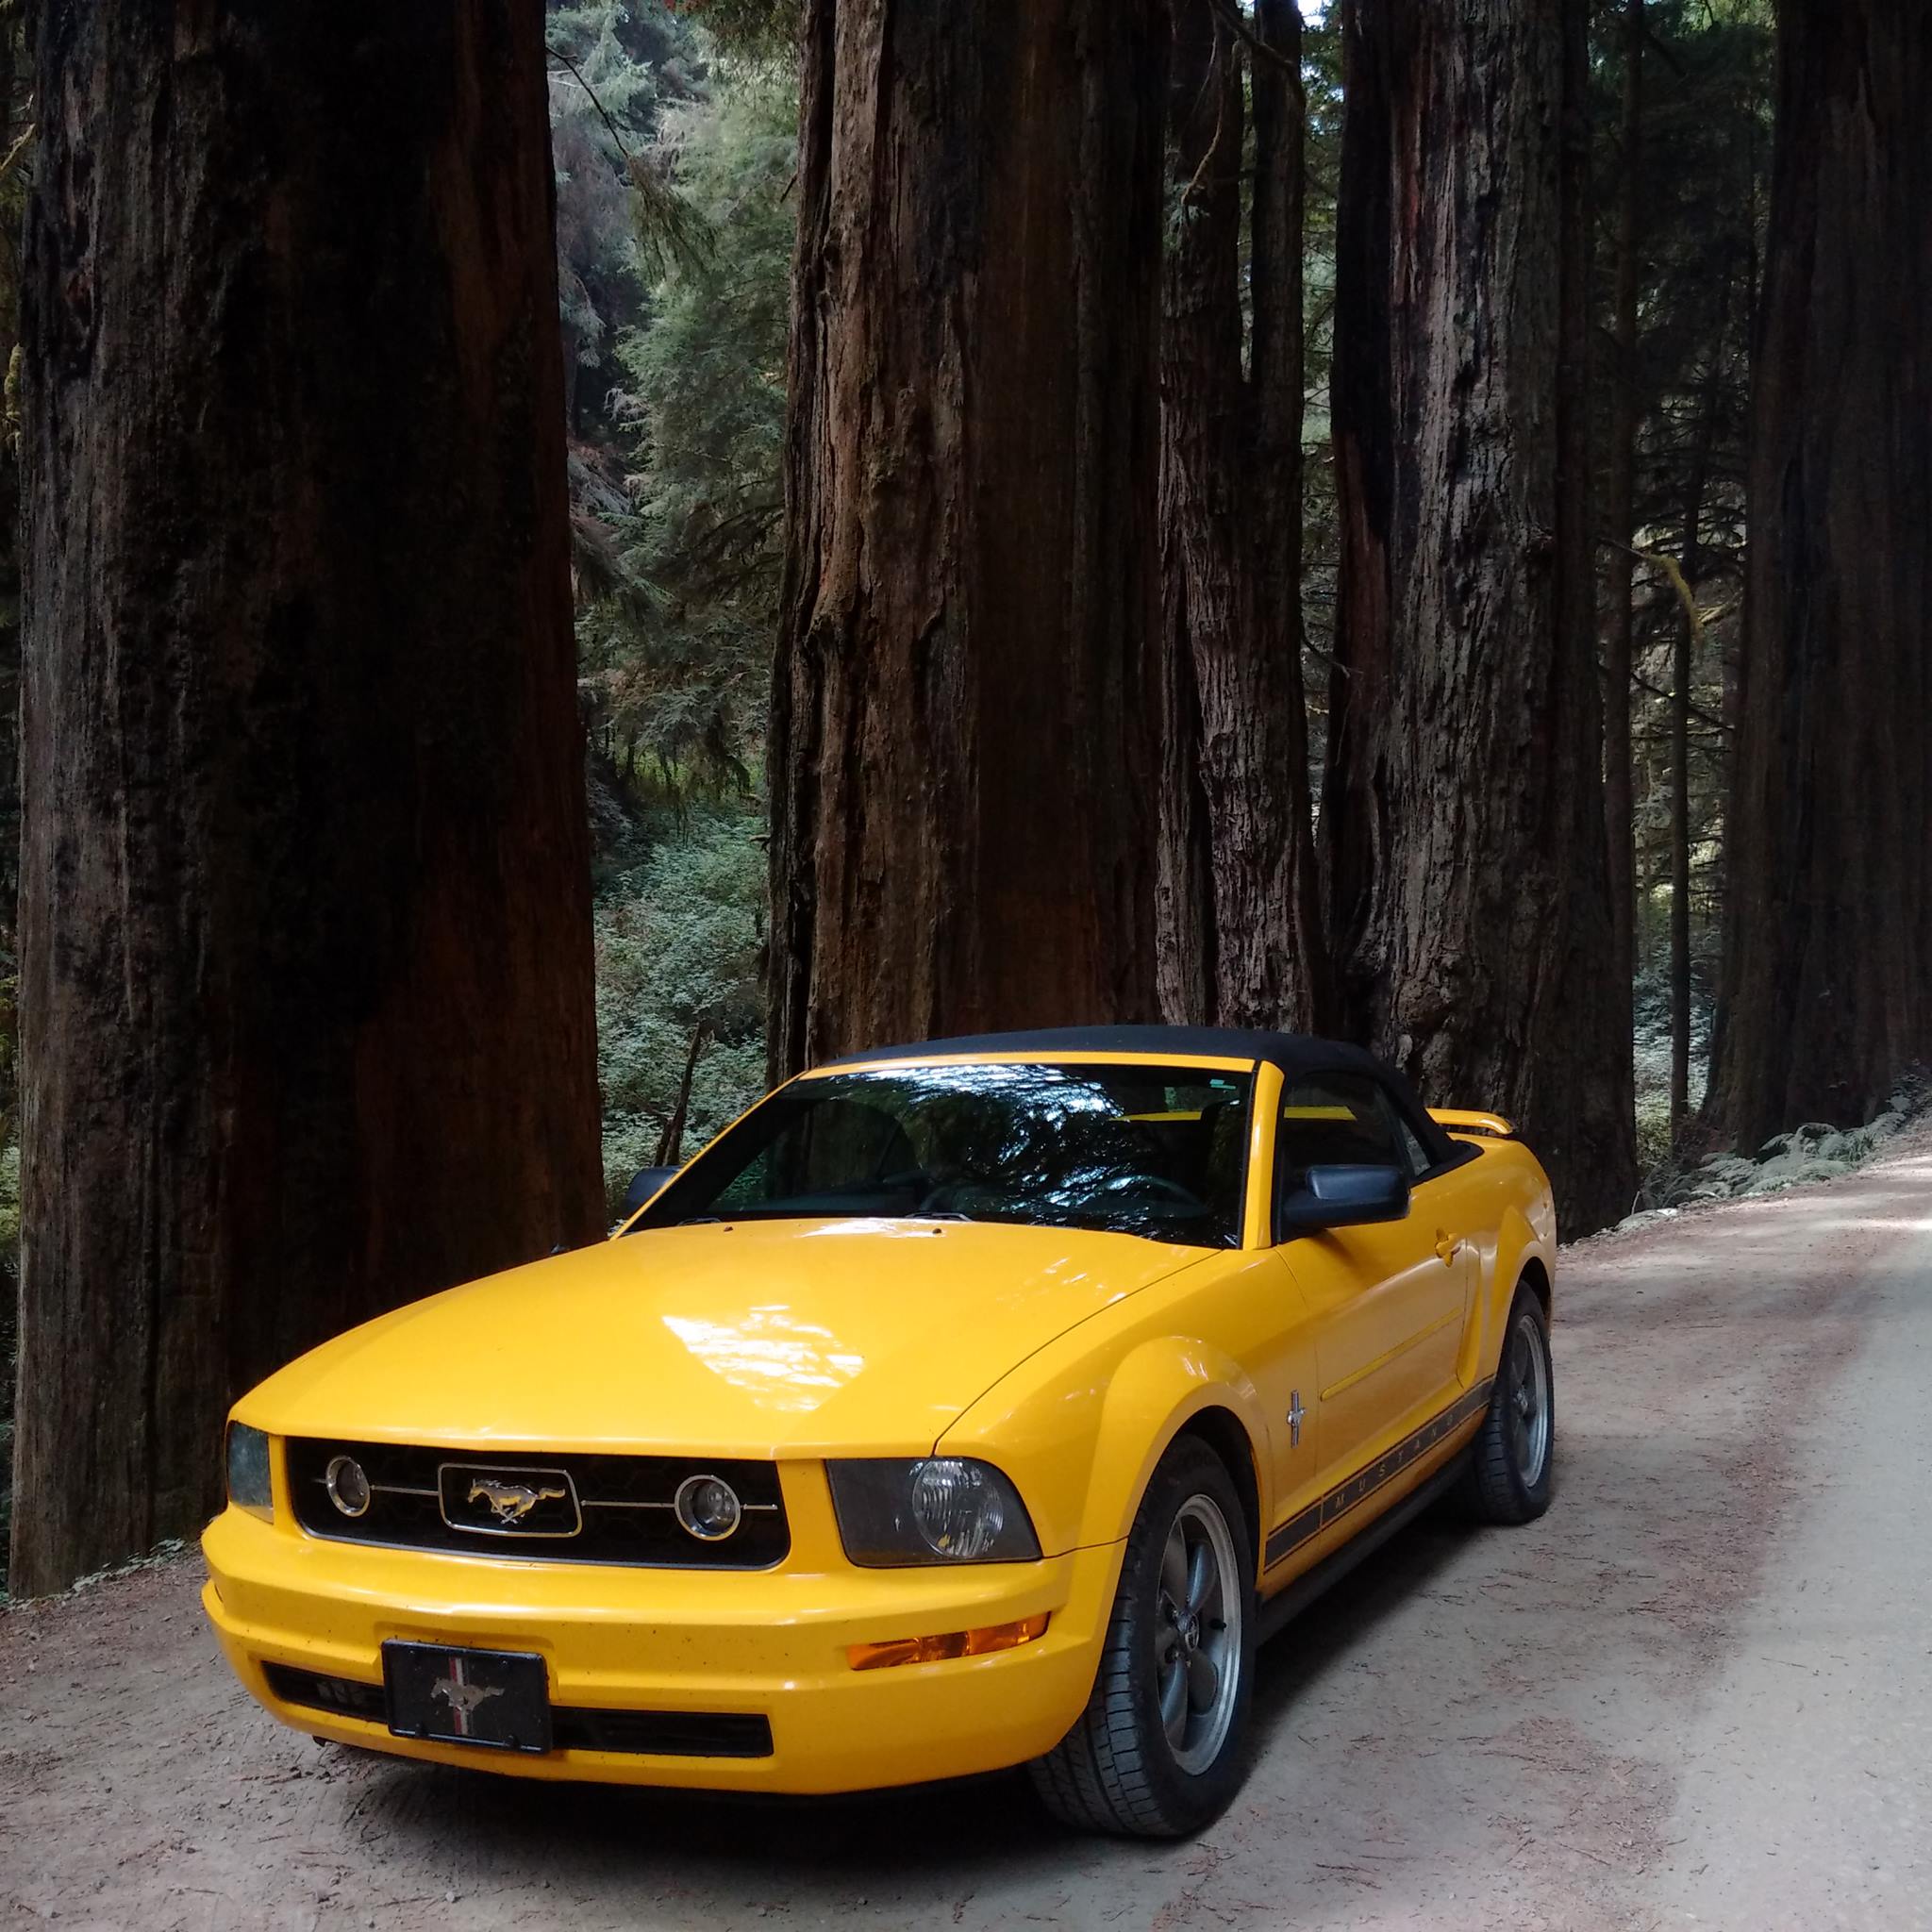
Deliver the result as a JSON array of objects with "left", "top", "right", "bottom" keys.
[{"left": 201, "top": 1458, "right": 1121, "bottom": 1794}]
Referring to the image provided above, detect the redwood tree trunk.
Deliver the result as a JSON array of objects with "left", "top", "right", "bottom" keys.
[
  {"left": 769, "top": 0, "right": 1166, "bottom": 1075},
  {"left": 1603, "top": 0, "right": 1644, "bottom": 1007},
  {"left": 1154, "top": 0, "right": 1239, "bottom": 1027},
  {"left": 1327, "top": 0, "right": 1636, "bottom": 1235},
  {"left": 11, "top": 0, "right": 604, "bottom": 1595},
  {"left": 0, "top": 14, "right": 23, "bottom": 968},
  {"left": 1706, "top": 0, "right": 1932, "bottom": 1146},
  {"left": 1241, "top": 0, "right": 1326, "bottom": 1031},
  {"left": 1323, "top": 0, "right": 1396, "bottom": 1007},
  {"left": 1156, "top": 0, "right": 1324, "bottom": 1032}
]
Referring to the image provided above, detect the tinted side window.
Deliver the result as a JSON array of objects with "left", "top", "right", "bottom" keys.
[
  {"left": 1276, "top": 1074, "right": 1405, "bottom": 1187},
  {"left": 1391, "top": 1112, "right": 1433, "bottom": 1177}
]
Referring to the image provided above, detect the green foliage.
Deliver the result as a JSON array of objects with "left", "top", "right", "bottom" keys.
[
  {"left": 0, "top": 1133, "right": 17, "bottom": 1263},
  {"left": 578, "top": 64, "right": 795, "bottom": 792},
  {"left": 547, "top": 1, "right": 706, "bottom": 441},
  {"left": 627, "top": 73, "right": 792, "bottom": 567},
  {"left": 549, "top": 24, "right": 791, "bottom": 1222},
  {"left": 668, "top": 0, "right": 798, "bottom": 61},
  {"left": 595, "top": 806, "right": 767, "bottom": 1212}
]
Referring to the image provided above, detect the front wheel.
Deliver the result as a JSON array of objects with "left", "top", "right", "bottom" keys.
[
  {"left": 1461, "top": 1286, "right": 1555, "bottom": 1524},
  {"left": 1029, "top": 1438, "right": 1255, "bottom": 1838}
]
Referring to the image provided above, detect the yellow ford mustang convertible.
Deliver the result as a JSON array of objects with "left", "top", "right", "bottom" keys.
[{"left": 204, "top": 1026, "right": 1557, "bottom": 1837}]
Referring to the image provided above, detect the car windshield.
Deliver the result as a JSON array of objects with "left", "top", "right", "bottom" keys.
[{"left": 632, "top": 1061, "right": 1255, "bottom": 1248}]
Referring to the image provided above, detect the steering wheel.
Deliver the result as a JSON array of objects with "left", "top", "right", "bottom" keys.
[{"left": 1102, "top": 1173, "right": 1204, "bottom": 1208}]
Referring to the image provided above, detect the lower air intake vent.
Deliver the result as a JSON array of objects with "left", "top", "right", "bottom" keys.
[{"left": 262, "top": 1665, "right": 774, "bottom": 1759}]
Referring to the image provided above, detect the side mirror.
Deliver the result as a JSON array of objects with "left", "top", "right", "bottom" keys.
[
  {"left": 1277, "top": 1163, "right": 1411, "bottom": 1236},
  {"left": 622, "top": 1166, "right": 680, "bottom": 1217}
]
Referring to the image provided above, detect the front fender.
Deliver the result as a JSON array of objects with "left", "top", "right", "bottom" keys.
[
  {"left": 1074, "top": 1340, "right": 1268, "bottom": 1550},
  {"left": 939, "top": 1324, "right": 1271, "bottom": 1560}
]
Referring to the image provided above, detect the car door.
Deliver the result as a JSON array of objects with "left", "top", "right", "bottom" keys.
[{"left": 1272, "top": 1073, "right": 1475, "bottom": 1490}]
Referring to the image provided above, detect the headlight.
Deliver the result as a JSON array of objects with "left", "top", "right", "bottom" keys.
[
  {"left": 225, "top": 1423, "right": 275, "bottom": 1522},
  {"left": 827, "top": 1457, "right": 1041, "bottom": 1565}
]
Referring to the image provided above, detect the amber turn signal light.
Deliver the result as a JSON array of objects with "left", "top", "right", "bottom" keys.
[{"left": 846, "top": 1613, "right": 1049, "bottom": 1672}]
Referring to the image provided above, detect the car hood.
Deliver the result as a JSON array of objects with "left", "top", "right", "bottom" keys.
[{"left": 240, "top": 1218, "right": 1211, "bottom": 1456}]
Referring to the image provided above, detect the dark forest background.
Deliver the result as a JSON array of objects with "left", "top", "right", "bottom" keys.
[{"left": 1, "top": 0, "right": 1925, "bottom": 1592}]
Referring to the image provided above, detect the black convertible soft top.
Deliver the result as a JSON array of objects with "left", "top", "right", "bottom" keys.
[{"left": 819, "top": 1024, "right": 1460, "bottom": 1169}]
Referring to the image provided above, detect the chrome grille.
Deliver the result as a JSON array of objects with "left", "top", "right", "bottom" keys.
[{"left": 284, "top": 1438, "right": 789, "bottom": 1568}]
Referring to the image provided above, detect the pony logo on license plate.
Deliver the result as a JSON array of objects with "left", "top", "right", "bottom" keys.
[{"left": 383, "top": 1641, "right": 552, "bottom": 1753}]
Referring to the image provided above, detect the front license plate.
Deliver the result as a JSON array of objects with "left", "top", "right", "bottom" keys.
[{"left": 383, "top": 1641, "right": 553, "bottom": 1754}]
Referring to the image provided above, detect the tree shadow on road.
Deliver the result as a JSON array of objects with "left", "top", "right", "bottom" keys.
[{"left": 1247, "top": 1497, "right": 1470, "bottom": 1737}]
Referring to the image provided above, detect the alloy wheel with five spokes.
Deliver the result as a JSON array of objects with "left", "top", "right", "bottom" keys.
[
  {"left": 1506, "top": 1307, "right": 1552, "bottom": 1488},
  {"left": 1155, "top": 1495, "right": 1242, "bottom": 1775},
  {"left": 1031, "top": 1437, "right": 1256, "bottom": 1837}
]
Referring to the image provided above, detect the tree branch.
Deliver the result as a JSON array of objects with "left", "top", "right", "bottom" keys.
[
  {"left": 1208, "top": 0, "right": 1299, "bottom": 74},
  {"left": 1630, "top": 670, "right": 1729, "bottom": 734},
  {"left": 547, "top": 43, "right": 636, "bottom": 160}
]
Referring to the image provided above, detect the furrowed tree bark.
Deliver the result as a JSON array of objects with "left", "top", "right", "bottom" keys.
[
  {"left": 1603, "top": 0, "right": 1643, "bottom": 1008},
  {"left": 1244, "top": 0, "right": 1327, "bottom": 1031},
  {"left": 1156, "top": 0, "right": 1324, "bottom": 1033},
  {"left": 1154, "top": 0, "right": 1238, "bottom": 1028},
  {"left": 0, "top": 13, "right": 23, "bottom": 956},
  {"left": 769, "top": 0, "right": 1166, "bottom": 1075},
  {"left": 12, "top": 0, "right": 603, "bottom": 1594},
  {"left": 1323, "top": 0, "right": 1394, "bottom": 1000},
  {"left": 1706, "top": 0, "right": 1932, "bottom": 1146},
  {"left": 1327, "top": 0, "right": 1636, "bottom": 1236}
]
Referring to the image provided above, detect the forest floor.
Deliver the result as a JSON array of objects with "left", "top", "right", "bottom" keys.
[{"left": 5, "top": 1128, "right": 1930, "bottom": 1932}]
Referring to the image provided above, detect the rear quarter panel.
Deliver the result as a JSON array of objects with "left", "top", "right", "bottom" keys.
[{"left": 1450, "top": 1136, "right": 1558, "bottom": 1386}]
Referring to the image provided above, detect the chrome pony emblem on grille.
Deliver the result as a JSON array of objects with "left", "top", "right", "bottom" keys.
[
  {"left": 468, "top": 1478, "right": 568, "bottom": 1525},
  {"left": 437, "top": 1461, "right": 582, "bottom": 1536}
]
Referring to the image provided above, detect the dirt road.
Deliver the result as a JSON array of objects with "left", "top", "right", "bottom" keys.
[{"left": 6, "top": 1137, "right": 1930, "bottom": 1932}]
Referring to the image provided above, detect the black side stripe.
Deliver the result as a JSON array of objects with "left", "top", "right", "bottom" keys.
[{"left": 1264, "top": 1378, "right": 1494, "bottom": 1571}]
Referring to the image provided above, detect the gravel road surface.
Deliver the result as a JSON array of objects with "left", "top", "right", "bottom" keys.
[{"left": 5, "top": 1134, "right": 1929, "bottom": 1931}]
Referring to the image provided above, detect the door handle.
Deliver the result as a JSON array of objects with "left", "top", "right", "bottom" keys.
[{"left": 1434, "top": 1230, "right": 1463, "bottom": 1264}]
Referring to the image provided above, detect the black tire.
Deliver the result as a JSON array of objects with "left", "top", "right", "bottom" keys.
[
  {"left": 1461, "top": 1286, "right": 1555, "bottom": 1524},
  {"left": 1029, "top": 1438, "right": 1256, "bottom": 1838}
]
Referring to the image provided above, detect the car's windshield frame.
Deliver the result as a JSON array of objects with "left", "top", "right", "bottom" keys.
[{"left": 627, "top": 1058, "right": 1258, "bottom": 1249}]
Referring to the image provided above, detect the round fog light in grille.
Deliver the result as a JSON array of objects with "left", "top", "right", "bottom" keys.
[
  {"left": 325, "top": 1454, "right": 372, "bottom": 1518},
  {"left": 674, "top": 1473, "right": 742, "bottom": 1542}
]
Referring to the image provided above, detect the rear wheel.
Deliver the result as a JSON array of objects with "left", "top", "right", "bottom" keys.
[
  {"left": 1462, "top": 1286, "right": 1555, "bottom": 1524},
  {"left": 1029, "top": 1438, "right": 1255, "bottom": 1838}
]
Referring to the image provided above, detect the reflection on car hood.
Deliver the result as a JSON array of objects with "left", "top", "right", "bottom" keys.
[{"left": 240, "top": 1218, "right": 1213, "bottom": 1455}]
